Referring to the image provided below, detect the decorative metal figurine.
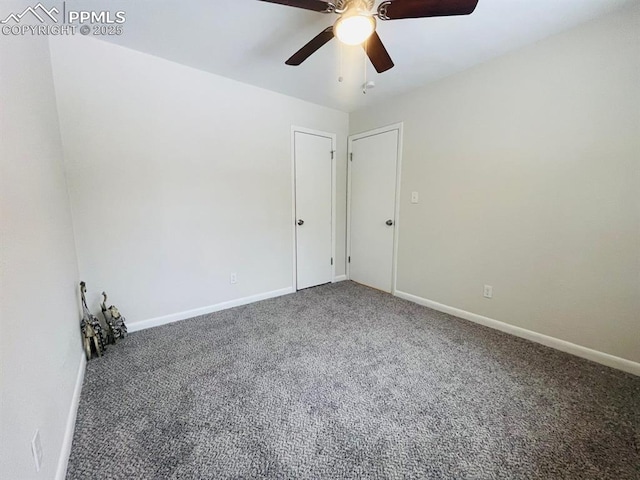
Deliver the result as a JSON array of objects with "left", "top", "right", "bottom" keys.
[
  {"left": 101, "top": 291, "right": 128, "bottom": 341},
  {"left": 80, "top": 281, "right": 106, "bottom": 360}
]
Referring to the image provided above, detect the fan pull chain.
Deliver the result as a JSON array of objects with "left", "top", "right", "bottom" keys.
[
  {"left": 338, "top": 42, "right": 344, "bottom": 83},
  {"left": 363, "top": 41, "right": 368, "bottom": 94}
]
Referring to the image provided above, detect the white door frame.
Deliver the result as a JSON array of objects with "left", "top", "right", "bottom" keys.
[
  {"left": 347, "top": 123, "right": 403, "bottom": 294},
  {"left": 291, "top": 126, "right": 337, "bottom": 290}
]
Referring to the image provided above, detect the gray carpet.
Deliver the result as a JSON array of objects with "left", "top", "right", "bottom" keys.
[{"left": 67, "top": 282, "right": 639, "bottom": 479}]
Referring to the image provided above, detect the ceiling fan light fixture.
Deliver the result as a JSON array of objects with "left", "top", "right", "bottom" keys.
[{"left": 334, "top": 9, "right": 376, "bottom": 46}]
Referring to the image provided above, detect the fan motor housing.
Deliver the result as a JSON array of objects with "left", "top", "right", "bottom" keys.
[{"left": 336, "top": 0, "right": 374, "bottom": 13}]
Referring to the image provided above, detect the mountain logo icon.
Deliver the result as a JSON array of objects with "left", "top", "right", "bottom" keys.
[{"left": 1, "top": 3, "right": 59, "bottom": 24}]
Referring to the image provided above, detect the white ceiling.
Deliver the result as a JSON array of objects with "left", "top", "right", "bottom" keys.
[{"left": 79, "top": 0, "right": 635, "bottom": 112}]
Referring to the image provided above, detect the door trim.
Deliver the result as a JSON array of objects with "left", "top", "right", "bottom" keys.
[
  {"left": 291, "top": 126, "right": 337, "bottom": 291},
  {"left": 347, "top": 123, "right": 403, "bottom": 294}
]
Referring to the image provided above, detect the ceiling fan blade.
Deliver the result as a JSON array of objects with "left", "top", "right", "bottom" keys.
[
  {"left": 286, "top": 27, "right": 335, "bottom": 66},
  {"left": 363, "top": 31, "right": 394, "bottom": 73},
  {"left": 378, "top": 0, "right": 479, "bottom": 20},
  {"left": 258, "top": 0, "right": 333, "bottom": 13}
]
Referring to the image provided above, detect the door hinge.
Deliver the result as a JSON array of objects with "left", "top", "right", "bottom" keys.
[
  {"left": 331, "top": 257, "right": 333, "bottom": 265},
  {"left": 350, "top": 153, "right": 353, "bottom": 162},
  {"left": 331, "top": 150, "right": 334, "bottom": 160},
  {"left": 348, "top": 256, "right": 351, "bottom": 263}
]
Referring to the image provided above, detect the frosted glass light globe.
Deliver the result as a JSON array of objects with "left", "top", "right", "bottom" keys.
[{"left": 334, "top": 11, "right": 376, "bottom": 46}]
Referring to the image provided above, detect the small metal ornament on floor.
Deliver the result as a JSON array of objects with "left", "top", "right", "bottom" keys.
[
  {"left": 80, "top": 281, "right": 107, "bottom": 360},
  {"left": 101, "top": 291, "right": 128, "bottom": 342}
]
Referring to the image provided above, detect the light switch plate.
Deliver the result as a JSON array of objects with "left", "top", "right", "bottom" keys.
[{"left": 411, "top": 192, "right": 419, "bottom": 204}]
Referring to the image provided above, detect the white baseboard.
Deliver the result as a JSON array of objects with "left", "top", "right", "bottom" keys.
[
  {"left": 395, "top": 290, "right": 640, "bottom": 377},
  {"left": 55, "top": 352, "right": 86, "bottom": 480},
  {"left": 333, "top": 275, "right": 348, "bottom": 283},
  {"left": 128, "top": 287, "right": 295, "bottom": 333}
]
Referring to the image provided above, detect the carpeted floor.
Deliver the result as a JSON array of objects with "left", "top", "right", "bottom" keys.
[{"left": 66, "top": 282, "right": 639, "bottom": 479}]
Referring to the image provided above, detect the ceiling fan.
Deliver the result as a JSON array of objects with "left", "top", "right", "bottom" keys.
[{"left": 259, "top": 0, "right": 480, "bottom": 73}]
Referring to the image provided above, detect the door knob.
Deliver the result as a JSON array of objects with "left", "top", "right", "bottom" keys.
[
  {"left": 297, "top": 219, "right": 304, "bottom": 226},
  {"left": 386, "top": 220, "right": 394, "bottom": 226}
]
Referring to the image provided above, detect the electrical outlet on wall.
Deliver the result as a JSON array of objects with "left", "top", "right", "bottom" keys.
[
  {"left": 230, "top": 273, "right": 237, "bottom": 284},
  {"left": 483, "top": 285, "right": 493, "bottom": 299},
  {"left": 31, "top": 429, "right": 43, "bottom": 472}
]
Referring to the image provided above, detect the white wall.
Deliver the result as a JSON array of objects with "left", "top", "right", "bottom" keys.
[
  {"left": 0, "top": 35, "right": 82, "bottom": 479},
  {"left": 49, "top": 36, "right": 349, "bottom": 327},
  {"left": 350, "top": 5, "right": 640, "bottom": 363}
]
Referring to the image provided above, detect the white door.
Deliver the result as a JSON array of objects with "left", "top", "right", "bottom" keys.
[
  {"left": 294, "top": 131, "right": 333, "bottom": 290},
  {"left": 349, "top": 128, "right": 399, "bottom": 293}
]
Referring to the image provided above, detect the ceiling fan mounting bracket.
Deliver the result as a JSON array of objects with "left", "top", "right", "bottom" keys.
[
  {"left": 323, "top": 2, "right": 337, "bottom": 13},
  {"left": 377, "top": 1, "right": 392, "bottom": 21}
]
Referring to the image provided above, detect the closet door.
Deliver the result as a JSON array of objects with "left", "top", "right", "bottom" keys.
[
  {"left": 349, "top": 128, "right": 399, "bottom": 293},
  {"left": 294, "top": 131, "right": 333, "bottom": 289}
]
